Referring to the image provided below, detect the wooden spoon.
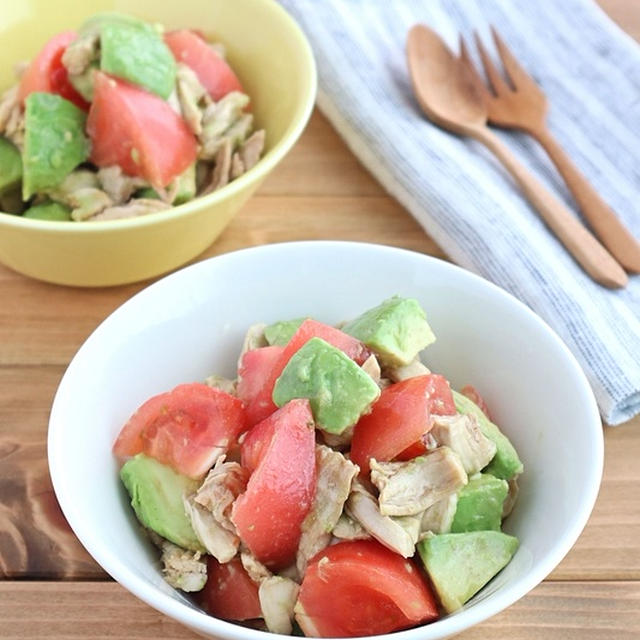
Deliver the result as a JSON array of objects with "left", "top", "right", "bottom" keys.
[{"left": 406, "top": 24, "right": 628, "bottom": 289}]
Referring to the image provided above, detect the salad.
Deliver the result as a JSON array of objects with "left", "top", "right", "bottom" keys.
[
  {"left": 113, "top": 296, "right": 523, "bottom": 637},
  {"left": 0, "top": 13, "right": 264, "bottom": 221}
]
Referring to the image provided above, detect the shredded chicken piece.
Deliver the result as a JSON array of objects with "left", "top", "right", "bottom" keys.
[
  {"left": 49, "top": 169, "right": 100, "bottom": 195},
  {"left": 296, "top": 445, "right": 359, "bottom": 575},
  {"left": 385, "top": 357, "right": 431, "bottom": 382},
  {"left": 230, "top": 152, "right": 245, "bottom": 180},
  {"left": 156, "top": 537, "right": 207, "bottom": 592},
  {"left": 97, "top": 166, "right": 148, "bottom": 204},
  {"left": 259, "top": 577, "right": 300, "bottom": 635},
  {"left": 202, "top": 137, "right": 232, "bottom": 193},
  {"left": 331, "top": 512, "right": 371, "bottom": 541},
  {"left": 241, "top": 550, "right": 272, "bottom": 583},
  {"left": 88, "top": 198, "right": 171, "bottom": 221},
  {"left": 194, "top": 457, "right": 249, "bottom": 532},
  {"left": 361, "top": 353, "right": 381, "bottom": 385},
  {"left": 0, "top": 86, "right": 19, "bottom": 132},
  {"left": 239, "top": 323, "right": 268, "bottom": 358},
  {"left": 62, "top": 31, "right": 100, "bottom": 75},
  {"left": 345, "top": 479, "right": 416, "bottom": 557},
  {"left": 69, "top": 188, "right": 113, "bottom": 221},
  {"left": 175, "top": 63, "right": 210, "bottom": 135},
  {"left": 239, "top": 129, "right": 265, "bottom": 172},
  {"left": 420, "top": 493, "right": 458, "bottom": 536},
  {"left": 502, "top": 475, "right": 520, "bottom": 518},
  {"left": 204, "top": 374, "right": 237, "bottom": 395},
  {"left": 370, "top": 447, "right": 468, "bottom": 516},
  {"left": 184, "top": 494, "right": 238, "bottom": 563},
  {"left": 322, "top": 426, "right": 354, "bottom": 450},
  {"left": 431, "top": 413, "right": 497, "bottom": 476},
  {"left": 199, "top": 92, "right": 251, "bottom": 159}
]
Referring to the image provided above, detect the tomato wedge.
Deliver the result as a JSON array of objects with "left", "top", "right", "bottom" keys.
[
  {"left": 87, "top": 71, "right": 197, "bottom": 188},
  {"left": 18, "top": 31, "right": 89, "bottom": 110},
  {"left": 198, "top": 556, "right": 261, "bottom": 621},
  {"left": 164, "top": 29, "right": 245, "bottom": 101},
  {"left": 296, "top": 540, "right": 439, "bottom": 637},
  {"left": 237, "top": 345, "right": 284, "bottom": 407},
  {"left": 232, "top": 399, "right": 316, "bottom": 569},
  {"left": 245, "top": 319, "right": 370, "bottom": 427},
  {"left": 350, "top": 374, "right": 455, "bottom": 475},
  {"left": 112, "top": 382, "right": 247, "bottom": 479}
]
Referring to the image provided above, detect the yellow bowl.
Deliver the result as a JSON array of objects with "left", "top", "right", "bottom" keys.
[{"left": 0, "top": 0, "right": 316, "bottom": 286}]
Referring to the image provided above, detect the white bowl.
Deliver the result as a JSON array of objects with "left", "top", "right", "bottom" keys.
[{"left": 48, "top": 241, "right": 603, "bottom": 640}]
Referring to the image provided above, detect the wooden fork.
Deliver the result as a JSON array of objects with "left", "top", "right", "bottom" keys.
[{"left": 463, "top": 27, "right": 640, "bottom": 273}]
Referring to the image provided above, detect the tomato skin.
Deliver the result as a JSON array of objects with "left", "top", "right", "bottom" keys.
[
  {"left": 296, "top": 540, "right": 439, "bottom": 637},
  {"left": 351, "top": 374, "right": 455, "bottom": 475},
  {"left": 232, "top": 399, "right": 316, "bottom": 569},
  {"left": 198, "top": 556, "right": 261, "bottom": 621},
  {"left": 245, "top": 319, "right": 370, "bottom": 427},
  {"left": 164, "top": 30, "right": 244, "bottom": 101},
  {"left": 87, "top": 71, "right": 197, "bottom": 188},
  {"left": 461, "top": 384, "right": 492, "bottom": 419},
  {"left": 112, "top": 382, "right": 247, "bottom": 479},
  {"left": 237, "top": 345, "right": 284, "bottom": 407},
  {"left": 18, "top": 31, "right": 89, "bottom": 110}
]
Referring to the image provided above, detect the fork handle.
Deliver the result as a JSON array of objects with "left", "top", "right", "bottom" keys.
[
  {"left": 530, "top": 125, "right": 640, "bottom": 273},
  {"left": 469, "top": 125, "right": 627, "bottom": 288}
]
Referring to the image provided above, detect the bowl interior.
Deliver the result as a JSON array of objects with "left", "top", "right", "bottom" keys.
[{"left": 49, "top": 242, "right": 603, "bottom": 639}]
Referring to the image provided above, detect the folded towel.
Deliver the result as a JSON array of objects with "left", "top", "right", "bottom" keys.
[{"left": 280, "top": 0, "right": 640, "bottom": 425}]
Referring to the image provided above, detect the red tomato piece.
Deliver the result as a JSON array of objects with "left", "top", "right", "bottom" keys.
[
  {"left": 198, "top": 556, "right": 262, "bottom": 621},
  {"left": 245, "top": 319, "right": 370, "bottom": 426},
  {"left": 87, "top": 71, "right": 197, "bottom": 188},
  {"left": 237, "top": 345, "right": 284, "bottom": 407},
  {"left": 112, "top": 382, "right": 247, "bottom": 479},
  {"left": 461, "top": 384, "right": 492, "bottom": 420},
  {"left": 232, "top": 399, "right": 316, "bottom": 569},
  {"left": 296, "top": 540, "right": 439, "bottom": 637},
  {"left": 18, "top": 30, "right": 89, "bottom": 110},
  {"left": 164, "top": 29, "right": 245, "bottom": 101},
  {"left": 350, "top": 374, "right": 455, "bottom": 475}
]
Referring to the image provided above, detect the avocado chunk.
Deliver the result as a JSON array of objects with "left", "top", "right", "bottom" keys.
[
  {"left": 23, "top": 201, "right": 72, "bottom": 221},
  {"left": 0, "top": 137, "right": 22, "bottom": 195},
  {"left": 452, "top": 391, "right": 523, "bottom": 480},
  {"left": 100, "top": 21, "right": 176, "bottom": 99},
  {"left": 418, "top": 531, "right": 519, "bottom": 613},
  {"left": 451, "top": 473, "right": 508, "bottom": 533},
  {"left": 272, "top": 337, "right": 381, "bottom": 434},
  {"left": 120, "top": 454, "right": 204, "bottom": 552},
  {"left": 22, "top": 93, "right": 89, "bottom": 200},
  {"left": 341, "top": 296, "right": 436, "bottom": 366},
  {"left": 264, "top": 318, "right": 306, "bottom": 346}
]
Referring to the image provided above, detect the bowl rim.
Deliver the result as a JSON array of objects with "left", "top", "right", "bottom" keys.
[
  {"left": 0, "top": 0, "right": 317, "bottom": 233},
  {"left": 48, "top": 241, "right": 604, "bottom": 640}
]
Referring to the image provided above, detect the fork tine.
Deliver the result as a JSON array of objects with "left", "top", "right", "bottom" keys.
[
  {"left": 490, "top": 26, "right": 534, "bottom": 90},
  {"left": 458, "top": 35, "right": 490, "bottom": 99},
  {"left": 474, "top": 30, "right": 509, "bottom": 95}
]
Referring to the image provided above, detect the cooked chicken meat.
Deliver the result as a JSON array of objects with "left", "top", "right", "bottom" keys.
[
  {"left": 296, "top": 445, "right": 358, "bottom": 575},
  {"left": 97, "top": 165, "right": 149, "bottom": 204},
  {"left": 420, "top": 493, "right": 458, "bottom": 536},
  {"left": 345, "top": 479, "right": 416, "bottom": 557},
  {"left": 240, "top": 550, "right": 272, "bottom": 583},
  {"left": 385, "top": 357, "right": 431, "bottom": 382},
  {"left": 88, "top": 198, "right": 171, "bottom": 221},
  {"left": 502, "top": 475, "right": 520, "bottom": 518},
  {"left": 239, "top": 323, "right": 268, "bottom": 358},
  {"left": 360, "top": 353, "right": 381, "bottom": 385},
  {"left": 156, "top": 537, "right": 207, "bottom": 592},
  {"left": 259, "top": 577, "right": 300, "bottom": 635},
  {"left": 430, "top": 413, "right": 497, "bottom": 475},
  {"left": 331, "top": 512, "right": 371, "bottom": 541},
  {"left": 322, "top": 426, "right": 354, "bottom": 450},
  {"left": 370, "top": 447, "right": 467, "bottom": 516},
  {"left": 204, "top": 374, "right": 237, "bottom": 395}
]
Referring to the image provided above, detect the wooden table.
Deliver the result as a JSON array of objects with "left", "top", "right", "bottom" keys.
[{"left": 2, "top": 3, "right": 640, "bottom": 638}]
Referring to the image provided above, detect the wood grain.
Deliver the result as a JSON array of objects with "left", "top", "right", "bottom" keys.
[{"left": 0, "top": 581, "right": 638, "bottom": 639}]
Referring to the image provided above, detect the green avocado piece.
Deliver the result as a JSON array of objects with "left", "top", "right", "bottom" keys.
[
  {"left": 23, "top": 201, "right": 72, "bottom": 221},
  {"left": 120, "top": 454, "right": 204, "bottom": 552},
  {"left": 341, "top": 296, "right": 436, "bottom": 366},
  {"left": 22, "top": 93, "right": 89, "bottom": 200},
  {"left": 264, "top": 318, "right": 307, "bottom": 346},
  {"left": 418, "top": 531, "right": 519, "bottom": 613},
  {"left": 452, "top": 391, "right": 523, "bottom": 480},
  {"left": 272, "top": 337, "right": 381, "bottom": 434},
  {"left": 100, "top": 21, "right": 176, "bottom": 99},
  {"left": 0, "top": 137, "right": 22, "bottom": 195},
  {"left": 451, "top": 473, "right": 508, "bottom": 533}
]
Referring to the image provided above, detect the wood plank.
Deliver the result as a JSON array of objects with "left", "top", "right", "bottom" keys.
[{"left": 0, "top": 580, "right": 637, "bottom": 639}]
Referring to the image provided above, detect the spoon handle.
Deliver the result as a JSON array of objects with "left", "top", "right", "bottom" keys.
[
  {"left": 471, "top": 126, "right": 627, "bottom": 288},
  {"left": 530, "top": 125, "right": 640, "bottom": 273}
]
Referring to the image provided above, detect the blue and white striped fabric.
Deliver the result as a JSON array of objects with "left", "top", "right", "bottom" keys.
[{"left": 280, "top": 0, "right": 640, "bottom": 425}]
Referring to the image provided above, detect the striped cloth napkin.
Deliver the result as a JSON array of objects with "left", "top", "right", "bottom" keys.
[{"left": 280, "top": 0, "right": 640, "bottom": 425}]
